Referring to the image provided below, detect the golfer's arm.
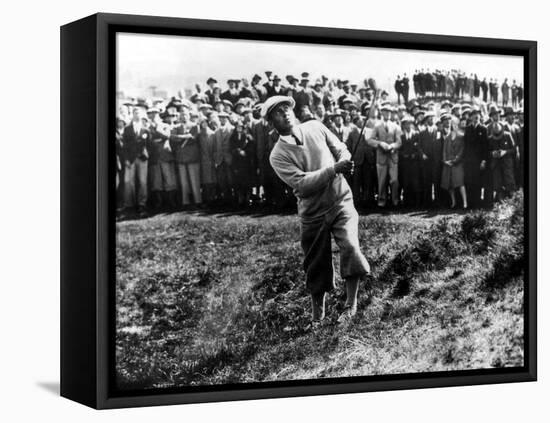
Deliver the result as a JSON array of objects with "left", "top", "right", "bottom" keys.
[
  {"left": 322, "top": 124, "right": 351, "bottom": 162},
  {"left": 270, "top": 154, "right": 335, "bottom": 197}
]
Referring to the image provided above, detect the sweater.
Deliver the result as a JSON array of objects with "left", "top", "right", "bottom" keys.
[{"left": 269, "top": 119, "right": 352, "bottom": 220}]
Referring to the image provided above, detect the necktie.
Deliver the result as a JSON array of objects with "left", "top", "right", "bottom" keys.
[{"left": 292, "top": 134, "right": 302, "bottom": 146}]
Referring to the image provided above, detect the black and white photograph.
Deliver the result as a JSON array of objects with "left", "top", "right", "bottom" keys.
[{"left": 114, "top": 31, "right": 527, "bottom": 392}]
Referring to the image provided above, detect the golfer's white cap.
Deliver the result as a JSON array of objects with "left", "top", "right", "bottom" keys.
[{"left": 260, "top": 95, "right": 296, "bottom": 119}]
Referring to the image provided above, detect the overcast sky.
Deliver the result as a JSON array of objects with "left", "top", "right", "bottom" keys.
[{"left": 117, "top": 32, "right": 524, "bottom": 99}]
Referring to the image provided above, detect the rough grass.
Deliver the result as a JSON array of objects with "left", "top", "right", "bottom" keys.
[{"left": 116, "top": 191, "right": 525, "bottom": 390}]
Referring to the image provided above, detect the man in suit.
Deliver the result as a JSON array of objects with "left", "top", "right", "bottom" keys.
[
  {"left": 204, "top": 77, "right": 218, "bottom": 105},
  {"left": 214, "top": 112, "right": 235, "bottom": 204},
  {"left": 146, "top": 107, "right": 178, "bottom": 210},
  {"left": 368, "top": 104, "right": 402, "bottom": 207},
  {"left": 488, "top": 122, "right": 516, "bottom": 200},
  {"left": 122, "top": 107, "right": 150, "bottom": 217},
  {"left": 480, "top": 78, "right": 489, "bottom": 102},
  {"left": 171, "top": 108, "right": 202, "bottom": 208},
  {"left": 501, "top": 79, "right": 510, "bottom": 107},
  {"left": 399, "top": 115, "right": 422, "bottom": 207},
  {"left": 463, "top": 108, "right": 489, "bottom": 208}
]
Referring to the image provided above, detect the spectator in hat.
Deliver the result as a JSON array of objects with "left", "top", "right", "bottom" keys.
[
  {"left": 399, "top": 116, "right": 422, "bottom": 207},
  {"left": 488, "top": 122, "right": 516, "bottom": 200},
  {"left": 121, "top": 107, "right": 150, "bottom": 217},
  {"left": 198, "top": 119, "right": 217, "bottom": 206},
  {"left": 205, "top": 77, "right": 218, "bottom": 105},
  {"left": 294, "top": 73, "right": 314, "bottom": 113},
  {"left": 214, "top": 112, "right": 235, "bottom": 204},
  {"left": 266, "top": 75, "right": 284, "bottom": 98},
  {"left": 221, "top": 79, "right": 241, "bottom": 105},
  {"left": 511, "top": 80, "right": 519, "bottom": 108},
  {"left": 480, "top": 78, "right": 489, "bottom": 102},
  {"left": 266, "top": 95, "right": 370, "bottom": 325},
  {"left": 501, "top": 78, "right": 510, "bottom": 107},
  {"left": 146, "top": 107, "right": 178, "bottom": 210},
  {"left": 284, "top": 75, "right": 300, "bottom": 100},
  {"left": 239, "top": 78, "right": 256, "bottom": 102},
  {"left": 402, "top": 73, "right": 410, "bottom": 104},
  {"left": 440, "top": 113, "right": 467, "bottom": 209},
  {"left": 170, "top": 108, "right": 201, "bottom": 208},
  {"left": 394, "top": 75, "right": 403, "bottom": 104},
  {"left": 463, "top": 108, "right": 490, "bottom": 208},
  {"left": 230, "top": 120, "right": 256, "bottom": 206},
  {"left": 367, "top": 105, "right": 402, "bottom": 208},
  {"left": 251, "top": 74, "right": 267, "bottom": 103}
]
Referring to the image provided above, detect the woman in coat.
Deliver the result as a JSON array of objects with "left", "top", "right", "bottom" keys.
[{"left": 440, "top": 114, "right": 468, "bottom": 209}]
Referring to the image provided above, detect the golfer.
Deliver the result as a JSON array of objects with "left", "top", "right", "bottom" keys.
[{"left": 264, "top": 96, "right": 371, "bottom": 325}]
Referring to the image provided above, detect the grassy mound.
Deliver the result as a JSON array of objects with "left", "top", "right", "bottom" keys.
[{"left": 116, "top": 192, "right": 525, "bottom": 389}]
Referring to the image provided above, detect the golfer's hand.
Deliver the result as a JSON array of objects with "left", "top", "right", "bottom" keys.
[{"left": 334, "top": 160, "right": 354, "bottom": 174}]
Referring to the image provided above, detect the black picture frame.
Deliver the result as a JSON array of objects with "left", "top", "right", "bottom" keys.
[{"left": 60, "top": 12, "right": 537, "bottom": 409}]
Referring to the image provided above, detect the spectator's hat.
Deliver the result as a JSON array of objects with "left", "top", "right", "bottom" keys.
[
  {"left": 341, "top": 96, "right": 354, "bottom": 104},
  {"left": 439, "top": 112, "right": 452, "bottom": 122},
  {"left": 421, "top": 111, "right": 437, "bottom": 122},
  {"left": 286, "top": 75, "right": 298, "bottom": 84},
  {"left": 235, "top": 98, "right": 248, "bottom": 108},
  {"left": 260, "top": 95, "right": 296, "bottom": 119},
  {"left": 381, "top": 90, "right": 389, "bottom": 96},
  {"left": 401, "top": 115, "right": 414, "bottom": 124},
  {"left": 199, "top": 103, "right": 213, "bottom": 110},
  {"left": 330, "top": 108, "right": 345, "bottom": 118},
  {"left": 441, "top": 100, "right": 452, "bottom": 108},
  {"left": 146, "top": 107, "right": 160, "bottom": 115},
  {"left": 222, "top": 99, "right": 234, "bottom": 108},
  {"left": 273, "top": 75, "right": 282, "bottom": 82},
  {"left": 488, "top": 106, "right": 502, "bottom": 117},
  {"left": 213, "top": 99, "right": 224, "bottom": 107},
  {"left": 350, "top": 83, "right": 358, "bottom": 88},
  {"left": 190, "top": 93, "right": 206, "bottom": 103},
  {"left": 252, "top": 73, "right": 262, "bottom": 82},
  {"left": 414, "top": 110, "right": 426, "bottom": 119},
  {"left": 218, "top": 111, "right": 230, "bottom": 118},
  {"left": 451, "top": 104, "right": 461, "bottom": 111},
  {"left": 241, "top": 107, "right": 253, "bottom": 115},
  {"left": 358, "top": 87, "right": 368, "bottom": 93},
  {"left": 190, "top": 110, "right": 199, "bottom": 118},
  {"left": 206, "top": 77, "right": 217, "bottom": 85},
  {"left": 503, "top": 107, "right": 515, "bottom": 117},
  {"left": 380, "top": 103, "right": 393, "bottom": 112},
  {"left": 314, "top": 79, "right": 323, "bottom": 88},
  {"left": 321, "top": 75, "right": 329, "bottom": 82},
  {"left": 300, "top": 72, "right": 310, "bottom": 83},
  {"left": 265, "top": 71, "right": 273, "bottom": 80},
  {"left": 347, "top": 103, "right": 358, "bottom": 110},
  {"left": 469, "top": 106, "right": 482, "bottom": 116}
]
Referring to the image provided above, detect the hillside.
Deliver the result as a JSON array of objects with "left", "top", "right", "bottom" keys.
[{"left": 115, "top": 192, "right": 524, "bottom": 390}]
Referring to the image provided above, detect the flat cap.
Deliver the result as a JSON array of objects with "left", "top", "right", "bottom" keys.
[{"left": 260, "top": 95, "right": 296, "bottom": 118}]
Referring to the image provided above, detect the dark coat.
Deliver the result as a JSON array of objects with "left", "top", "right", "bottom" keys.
[
  {"left": 463, "top": 123, "right": 489, "bottom": 185},
  {"left": 121, "top": 123, "right": 150, "bottom": 163}
]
